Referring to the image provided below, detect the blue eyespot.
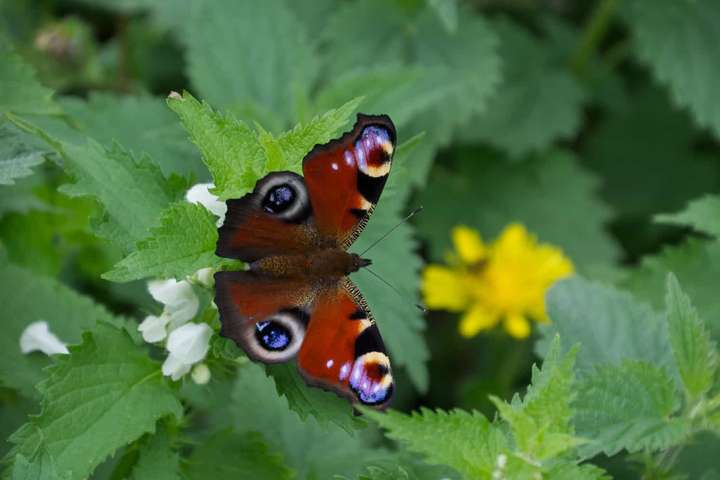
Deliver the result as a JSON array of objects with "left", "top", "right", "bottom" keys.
[
  {"left": 255, "top": 320, "right": 291, "bottom": 351},
  {"left": 263, "top": 185, "right": 296, "bottom": 214}
]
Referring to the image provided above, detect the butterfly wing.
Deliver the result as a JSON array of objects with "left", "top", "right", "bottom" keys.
[
  {"left": 302, "top": 114, "right": 396, "bottom": 248},
  {"left": 216, "top": 172, "right": 318, "bottom": 262},
  {"left": 297, "top": 279, "right": 394, "bottom": 408},
  {"left": 215, "top": 271, "right": 393, "bottom": 408}
]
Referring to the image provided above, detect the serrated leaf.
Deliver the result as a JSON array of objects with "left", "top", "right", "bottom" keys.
[
  {"left": 665, "top": 273, "right": 717, "bottom": 399},
  {"left": 459, "top": 18, "right": 585, "bottom": 158},
  {"left": 545, "top": 463, "right": 611, "bottom": 480},
  {"left": 627, "top": 0, "right": 720, "bottom": 138},
  {"left": 0, "top": 263, "right": 130, "bottom": 397},
  {"left": 168, "top": 91, "right": 264, "bottom": 200},
  {"left": 490, "top": 336, "right": 581, "bottom": 461},
  {"left": 265, "top": 363, "right": 359, "bottom": 434},
  {"left": 0, "top": 47, "right": 60, "bottom": 116},
  {"left": 129, "top": 429, "right": 181, "bottom": 480},
  {"left": 11, "top": 453, "right": 71, "bottom": 480},
  {"left": 183, "top": 430, "right": 292, "bottom": 480},
  {"left": 573, "top": 360, "right": 687, "bottom": 458},
  {"left": 416, "top": 150, "right": 619, "bottom": 271},
  {"left": 8, "top": 114, "right": 176, "bottom": 250},
  {"left": 230, "top": 363, "right": 392, "bottom": 480},
  {"left": 103, "top": 202, "right": 220, "bottom": 283},
  {"left": 539, "top": 277, "right": 674, "bottom": 372},
  {"left": 184, "top": 0, "right": 317, "bottom": 127},
  {"left": 6, "top": 323, "right": 183, "bottom": 480},
  {"left": 60, "top": 93, "right": 203, "bottom": 178},
  {"left": 0, "top": 153, "right": 44, "bottom": 186},
  {"left": 365, "top": 407, "right": 506, "bottom": 480},
  {"left": 656, "top": 194, "right": 720, "bottom": 239},
  {"left": 621, "top": 239, "right": 720, "bottom": 341}
]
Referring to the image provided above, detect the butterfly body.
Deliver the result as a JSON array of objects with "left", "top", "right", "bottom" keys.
[{"left": 214, "top": 114, "right": 397, "bottom": 408}]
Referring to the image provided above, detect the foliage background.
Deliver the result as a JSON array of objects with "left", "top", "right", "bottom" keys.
[{"left": 2, "top": 0, "right": 720, "bottom": 478}]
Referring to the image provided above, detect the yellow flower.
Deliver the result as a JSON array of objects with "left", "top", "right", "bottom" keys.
[{"left": 422, "top": 223, "right": 574, "bottom": 339}]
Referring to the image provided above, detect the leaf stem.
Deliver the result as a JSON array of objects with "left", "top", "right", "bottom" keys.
[{"left": 570, "top": 0, "right": 619, "bottom": 77}]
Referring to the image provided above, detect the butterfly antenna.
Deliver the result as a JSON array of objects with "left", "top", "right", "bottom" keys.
[
  {"left": 364, "top": 267, "right": 427, "bottom": 313},
  {"left": 359, "top": 206, "right": 423, "bottom": 257}
]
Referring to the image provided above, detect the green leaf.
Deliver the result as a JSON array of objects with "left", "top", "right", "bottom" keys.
[
  {"left": 276, "top": 96, "right": 363, "bottom": 170},
  {"left": 0, "top": 153, "right": 43, "bottom": 186},
  {"left": 7, "top": 323, "right": 183, "bottom": 480},
  {"left": 656, "top": 194, "right": 720, "bottom": 239},
  {"left": 60, "top": 93, "right": 203, "bottom": 178},
  {"left": 459, "top": 19, "right": 585, "bottom": 158},
  {"left": 0, "top": 263, "right": 130, "bottom": 397},
  {"left": 183, "top": 430, "right": 292, "bottom": 480},
  {"left": 229, "top": 363, "right": 391, "bottom": 480},
  {"left": 627, "top": 0, "right": 720, "bottom": 138},
  {"left": 416, "top": 149, "right": 619, "bottom": 272},
  {"left": 621, "top": 239, "right": 720, "bottom": 341},
  {"left": 365, "top": 407, "right": 506, "bottom": 479},
  {"left": 0, "top": 47, "right": 60, "bottom": 116},
  {"left": 168, "top": 91, "right": 264, "bottom": 200},
  {"left": 128, "top": 430, "right": 181, "bottom": 480},
  {"left": 573, "top": 360, "right": 688, "bottom": 457},
  {"left": 539, "top": 277, "right": 674, "bottom": 373},
  {"left": 265, "top": 363, "right": 359, "bottom": 434},
  {"left": 665, "top": 273, "right": 717, "bottom": 399},
  {"left": 426, "top": 0, "right": 458, "bottom": 33},
  {"left": 103, "top": 202, "right": 220, "bottom": 283},
  {"left": 8, "top": 114, "right": 176, "bottom": 250},
  {"left": 184, "top": 0, "right": 317, "bottom": 127},
  {"left": 490, "top": 336, "right": 581, "bottom": 461},
  {"left": 11, "top": 453, "right": 70, "bottom": 480}
]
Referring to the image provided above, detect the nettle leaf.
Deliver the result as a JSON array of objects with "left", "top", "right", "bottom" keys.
[
  {"left": 0, "top": 263, "right": 130, "bottom": 397},
  {"left": 490, "top": 337, "right": 581, "bottom": 462},
  {"left": 11, "top": 453, "right": 71, "bottom": 480},
  {"left": 538, "top": 277, "right": 674, "bottom": 373},
  {"left": 416, "top": 150, "right": 619, "bottom": 272},
  {"left": 351, "top": 147, "right": 429, "bottom": 391},
  {"left": 627, "top": 0, "right": 720, "bottom": 138},
  {"left": 7, "top": 323, "right": 183, "bottom": 480},
  {"left": 458, "top": 18, "right": 585, "bottom": 158},
  {"left": 232, "top": 363, "right": 391, "bottom": 480},
  {"left": 0, "top": 124, "right": 45, "bottom": 186},
  {"left": 184, "top": 0, "right": 317, "bottom": 128},
  {"left": 656, "top": 194, "right": 720, "bottom": 239},
  {"left": 183, "top": 430, "right": 292, "bottom": 480},
  {"left": 0, "top": 47, "right": 60, "bottom": 116},
  {"left": 574, "top": 360, "right": 688, "bottom": 458},
  {"left": 103, "top": 202, "right": 221, "bottom": 283},
  {"left": 129, "top": 429, "right": 181, "bottom": 480},
  {"left": 365, "top": 407, "right": 506, "bottom": 480},
  {"left": 621, "top": 239, "right": 720, "bottom": 341},
  {"left": 665, "top": 273, "right": 718, "bottom": 400},
  {"left": 265, "top": 363, "right": 359, "bottom": 434},
  {"left": 8, "top": 115, "right": 177, "bottom": 251},
  {"left": 60, "top": 93, "right": 203, "bottom": 178}
]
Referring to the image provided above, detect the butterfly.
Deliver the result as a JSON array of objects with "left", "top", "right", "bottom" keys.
[{"left": 214, "top": 114, "right": 396, "bottom": 408}]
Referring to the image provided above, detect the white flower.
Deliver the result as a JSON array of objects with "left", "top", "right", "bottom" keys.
[
  {"left": 148, "top": 279, "right": 199, "bottom": 329},
  {"left": 186, "top": 183, "right": 227, "bottom": 226},
  {"left": 191, "top": 363, "right": 211, "bottom": 385},
  {"left": 20, "top": 321, "right": 69, "bottom": 355},
  {"left": 162, "top": 323, "right": 212, "bottom": 381},
  {"left": 138, "top": 315, "right": 170, "bottom": 343},
  {"left": 190, "top": 267, "right": 215, "bottom": 288}
]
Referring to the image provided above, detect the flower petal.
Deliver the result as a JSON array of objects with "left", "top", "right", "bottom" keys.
[
  {"left": 504, "top": 313, "right": 531, "bottom": 339},
  {"left": 451, "top": 225, "right": 486, "bottom": 264},
  {"left": 166, "top": 322, "right": 212, "bottom": 365},
  {"left": 191, "top": 363, "right": 212, "bottom": 385},
  {"left": 422, "top": 265, "right": 470, "bottom": 311},
  {"left": 191, "top": 267, "right": 215, "bottom": 288},
  {"left": 162, "top": 354, "right": 192, "bottom": 381},
  {"left": 186, "top": 183, "right": 227, "bottom": 226},
  {"left": 148, "top": 279, "right": 200, "bottom": 330},
  {"left": 19, "top": 321, "right": 69, "bottom": 355},
  {"left": 459, "top": 304, "right": 498, "bottom": 338},
  {"left": 138, "top": 314, "right": 170, "bottom": 343}
]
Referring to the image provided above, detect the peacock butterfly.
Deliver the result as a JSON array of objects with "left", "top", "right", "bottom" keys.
[{"left": 214, "top": 114, "right": 396, "bottom": 408}]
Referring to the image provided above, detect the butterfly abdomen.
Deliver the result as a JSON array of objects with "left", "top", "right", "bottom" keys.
[{"left": 251, "top": 249, "right": 366, "bottom": 278}]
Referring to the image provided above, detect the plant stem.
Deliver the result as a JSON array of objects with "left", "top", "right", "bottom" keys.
[{"left": 570, "top": 0, "right": 619, "bottom": 77}]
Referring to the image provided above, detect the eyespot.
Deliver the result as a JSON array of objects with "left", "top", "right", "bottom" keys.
[
  {"left": 254, "top": 172, "right": 310, "bottom": 222},
  {"left": 243, "top": 309, "right": 306, "bottom": 363},
  {"left": 349, "top": 351, "right": 394, "bottom": 406}
]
